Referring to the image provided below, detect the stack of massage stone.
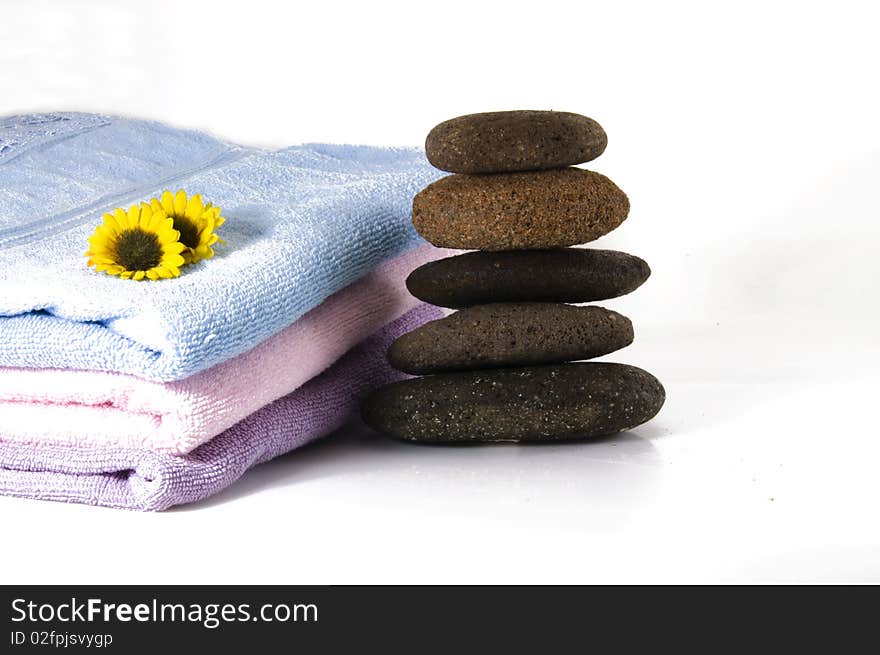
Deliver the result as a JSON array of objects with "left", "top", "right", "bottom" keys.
[{"left": 362, "top": 110, "right": 665, "bottom": 443}]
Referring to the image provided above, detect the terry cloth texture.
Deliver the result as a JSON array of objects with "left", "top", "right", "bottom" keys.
[
  {"left": 0, "top": 245, "right": 448, "bottom": 454},
  {"left": 0, "top": 112, "right": 443, "bottom": 381},
  {"left": 0, "top": 304, "right": 440, "bottom": 511}
]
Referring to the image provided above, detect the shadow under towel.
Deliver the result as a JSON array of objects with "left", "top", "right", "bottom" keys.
[
  {"left": 0, "top": 113, "right": 444, "bottom": 381},
  {"left": 0, "top": 304, "right": 441, "bottom": 511}
]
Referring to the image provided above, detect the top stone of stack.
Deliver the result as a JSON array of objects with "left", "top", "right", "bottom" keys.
[{"left": 425, "top": 110, "right": 607, "bottom": 174}]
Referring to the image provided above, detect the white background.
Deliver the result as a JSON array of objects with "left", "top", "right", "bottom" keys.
[{"left": 1, "top": 0, "right": 879, "bottom": 583}]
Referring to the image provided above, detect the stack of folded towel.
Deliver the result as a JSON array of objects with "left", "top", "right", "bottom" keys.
[{"left": 0, "top": 112, "right": 445, "bottom": 510}]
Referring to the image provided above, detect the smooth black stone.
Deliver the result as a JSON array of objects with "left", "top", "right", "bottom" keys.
[
  {"left": 406, "top": 249, "right": 650, "bottom": 309},
  {"left": 387, "top": 303, "right": 633, "bottom": 375},
  {"left": 361, "top": 363, "right": 665, "bottom": 443}
]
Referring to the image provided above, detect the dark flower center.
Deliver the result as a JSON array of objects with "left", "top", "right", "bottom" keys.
[
  {"left": 114, "top": 229, "right": 163, "bottom": 271},
  {"left": 173, "top": 215, "right": 201, "bottom": 249}
]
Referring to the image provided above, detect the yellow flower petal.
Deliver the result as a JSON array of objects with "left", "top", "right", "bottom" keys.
[
  {"left": 157, "top": 229, "right": 180, "bottom": 245},
  {"left": 161, "top": 190, "right": 175, "bottom": 215},
  {"left": 132, "top": 270, "right": 146, "bottom": 281},
  {"left": 113, "top": 207, "right": 128, "bottom": 229},
  {"left": 146, "top": 270, "right": 160, "bottom": 281},
  {"left": 139, "top": 208, "right": 153, "bottom": 230},
  {"left": 102, "top": 212, "right": 118, "bottom": 231},
  {"left": 174, "top": 189, "right": 187, "bottom": 215},
  {"left": 185, "top": 194, "right": 204, "bottom": 219},
  {"left": 156, "top": 221, "right": 177, "bottom": 235},
  {"left": 89, "top": 227, "right": 109, "bottom": 244},
  {"left": 148, "top": 209, "right": 165, "bottom": 232}
]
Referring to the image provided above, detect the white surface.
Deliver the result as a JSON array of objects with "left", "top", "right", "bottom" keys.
[{"left": 1, "top": 0, "right": 879, "bottom": 583}]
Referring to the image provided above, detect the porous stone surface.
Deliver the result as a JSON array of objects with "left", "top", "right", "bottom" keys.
[
  {"left": 412, "top": 168, "right": 629, "bottom": 250},
  {"left": 425, "top": 110, "right": 607, "bottom": 174},
  {"left": 387, "top": 303, "right": 633, "bottom": 374},
  {"left": 361, "top": 362, "right": 666, "bottom": 443},
  {"left": 406, "top": 248, "right": 651, "bottom": 308}
]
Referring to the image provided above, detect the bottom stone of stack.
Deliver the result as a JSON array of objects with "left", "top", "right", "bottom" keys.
[{"left": 361, "top": 362, "right": 664, "bottom": 443}]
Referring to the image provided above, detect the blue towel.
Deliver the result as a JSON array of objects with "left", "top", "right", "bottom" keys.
[{"left": 0, "top": 112, "right": 441, "bottom": 381}]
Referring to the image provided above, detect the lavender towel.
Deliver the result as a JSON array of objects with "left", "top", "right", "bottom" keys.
[{"left": 0, "top": 304, "right": 440, "bottom": 511}]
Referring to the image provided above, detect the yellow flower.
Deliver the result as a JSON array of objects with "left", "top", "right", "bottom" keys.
[
  {"left": 86, "top": 204, "right": 186, "bottom": 280},
  {"left": 149, "top": 190, "right": 224, "bottom": 264}
]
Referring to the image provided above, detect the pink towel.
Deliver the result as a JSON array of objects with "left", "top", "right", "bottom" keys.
[
  {"left": 0, "top": 305, "right": 441, "bottom": 511},
  {"left": 0, "top": 245, "right": 448, "bottom": 455}
]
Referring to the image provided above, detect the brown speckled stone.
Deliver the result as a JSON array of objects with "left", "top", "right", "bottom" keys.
[
  {"left": 361, "top": 362, "right": 665, "bottom": 443},
  {"left": 406, "top": 248, "right": 651, "bottom": 308},
  {"left": 387, "top": 303, "right": 633, "bottom": 375},
  {"left": 425, "top": 110, "right": 607, "bottom": 174},
  {"left": 412, "top": 168, "right": 629, "bottom": 251}
]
